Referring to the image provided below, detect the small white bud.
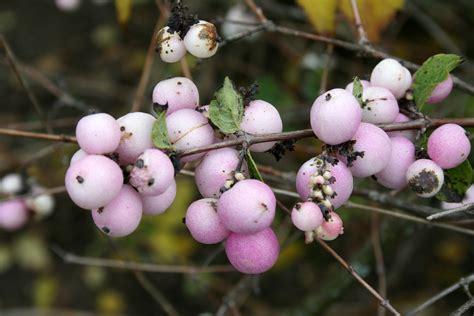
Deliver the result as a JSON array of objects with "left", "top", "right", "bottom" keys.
[
  {"left": 323, "top": 185, "right": 334, "bottom": 196},
  {"left": 234, "top": 172, "right": 245, "bottom": 181},
  {"left": 323, "top": 171, "right": 332, "bottom": 180}
]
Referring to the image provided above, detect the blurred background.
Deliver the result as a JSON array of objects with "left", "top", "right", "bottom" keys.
[{"left": 0, "top": 0, "right": 473, "bottom": 315}]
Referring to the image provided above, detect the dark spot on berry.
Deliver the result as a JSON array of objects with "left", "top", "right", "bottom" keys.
[
  {"left": 120, "top": 126, "right": 125, "bottom": 131},
  {"left": 97, "top": 207, "right": 104, "bottom": 214},
  {"left": 408, "top": 169, "right": 439, "bottom": 195},
  {"left": 148, "top": 178, "right": 155, "bottom": 187},
  {"left": 76, "top": 176, "right": 84, "bottom": 184},
  {"left": 102, "top": 226, "right": 110, "bottom": 234},
  {"left": 325, "top": 93, "right": 332, "bottom": 101},
  {"left": 135, "top": 159, "right": 145, "bottom": 169},
  {"left": 261, "top": 202, "right": 268, "bottom": 211},
  {"left": 295, "top": 203, "right": 301, "bottom": 210}
]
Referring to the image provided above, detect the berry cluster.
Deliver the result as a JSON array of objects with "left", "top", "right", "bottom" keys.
[
  {"left": 0, "top": 173, "right": 55, "bottom": 231},
  {"left": 156, "top": 21, "right": 218, "bottom": 62},
  {"left": 66, "top": 112, "right": 176, "bottom": 237},
  {"left": 292, "top": 58, "right": 469, "bottom": 239}
]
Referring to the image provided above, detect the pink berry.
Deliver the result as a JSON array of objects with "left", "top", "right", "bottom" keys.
[
  {"left": 375, "top": 136, "right": 416, "bottom": 189},
  {"left": 344, "top": 123, "right": 392, "bottom": 178},
  {"left": 152, "top": 77, "right": 199, "bottom": 115},
  {"left": 116, "top": 112, "right": 155, "bottom": 165},
  {"left": 361, "top": 87, "right": 399, "bottom": 124},
  {"left": 166, "top": 109, "right": 214, "bottom": 162},
  {"left": 185, "top": 198, "right": 230, "bottom": 244},
  {"left": 240, "top": 100, "right": 283, "bottom": 152},
  {"left": 406, "top": 159, "right": 444, "bottom": 198},
  {"left": 65, "top": 155, "right": 123, "bottom": 209},
  {"left": 0, "top": 199, "right": 28, "bottom": 231},
  {"left": 129, "top": 149, "right": 175, "bottom": 196},
  {"left": 217, "top": 179, "right": 276, "bottom": 234},
  {"left": 427, "top": 124, "right": 470, "bottom": 169},
  {"left": 295, "top": 158, "right": 353, "bottom": 209},
  {"left": 75, "top": 113, "right": 121, "bottom": 155},
  {"left": 70, "top": 149, "right": 88, "bottom": 165},
  {"left": 195, "top": 148, "right": 247, "bottom": 198},
  {"left": 92, "top": 185, "right": 143, "bottom": 237},
  {"left": 427, "top": 75, "right": 453, "bottom": 104},
  {"left": 315, "top": 212, "right": 344, "bottom": 241},
  {"left": 310, "top": 89, "right": 362, "bottom": 145},
  {"left": 345, "top": 80, "right": 371, "bottom": 93},
  {"left": 141, "top": 180, "right": 176, "bottom": 216},
  {"left": 291, "top": 202, "right": 323, "bottom": 232},
  {"left": 370, "top": 58, "right": 412, "bottom": 99},
  {"left": 387, "top": 113, "right": 416, "bottom": 142},
  {"left": 225, "top": 227, "right": 279, "bottom": 274}
]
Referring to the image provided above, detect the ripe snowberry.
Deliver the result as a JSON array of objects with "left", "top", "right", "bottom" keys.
[
  {"left": 427, "top": 75, "right": 453, "bottom": 104},
  {"left": 310, "top": 89, "right": 362, "bottom": 145},
  {"left": 315, "top": 212, "right": 343, "bottom": 241},
  {"left": 361, "top": 87, "right": 399, "bottom": 124},
  {"left": 291, "top": 202, "right": 323, "bottom": 232},
  {"left": 116, "top": 112, "right": 155, "bottom": 165},
  {"left": 141, "top": 180, "right": 176, "bottom": 216},
  {"left": 427, "top": 124, "right": 470, "bottom": 169},
  {"left": 152, "top": 77, "right": 199, "bottom": 115},
  {"left": 370, "top": 58, "right": 412, "bottom": 99},
  {"left": 0, "top": 199, "right": 28, "bottom": 231},
  {"left": 75, "top": 113, "right": 121, "bottom": 155},
  {"left": 225, "top": 227, "right": 279, "bottom": 274},
  {"left": 185, "top": 198, "right": 230, "bottom": 244}
]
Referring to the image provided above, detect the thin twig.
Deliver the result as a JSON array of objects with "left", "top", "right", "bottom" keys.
[
  {"left": 371, "top": 214, "right": 387, "bottom": 316},
  {"left": 350, "top": 0, "right": 369, "bottom": 45},
  {"left": 316, "top": 239, "right": 400, "bottom": 316},
  {"left": 0, "top": 128, "right": 77, "bottom": 143},
  {"left": 0, "top": 186, "right": 67, "bottom": 203},
  {"left": 450, "top": 297, "right": 474, "bottom": 316},
  {"left": 180, "top": 57, "right": 192, "bottom": 80},
  {"left": 0, "top": 35, "right": 51, "bottom": 133},
  {"left": 51, "top": 245, "right": 235, "bottom": 274},
  {"left": 426, "top": 203, "right": 474, "bottom": 221},
  {"left": 406, "top": 273, "right": 474, "bottom": 316},
  {"left": 319, "top": 44, "right": 334, "bottom": 94},
  {"left": 345, "top": 201, "right": 474, "bottom": 237},
  {"left": 216, "top": 275, "right": 256, "bottom": 316},
  {"left": 244, "top": 0, "right": 267, "bottom": 23}
]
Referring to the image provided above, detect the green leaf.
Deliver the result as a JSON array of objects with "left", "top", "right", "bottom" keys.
[
  {"left": 245, "top": 150, "right": 263, "bottom": 182},
  {"left": 436, "top": 160, "right": 473, "bottom": 203},
  {"left": 209, "top": 77, "right": 244, "bottom": 134},
  {"left": 413, "top": 54, "right": 462, "bottom": 110},
  {"left": 352, "top": 76, "right": 364, "bottom": 105},
  {"left": 151, "top": 110, "right": 173, "bottom": 150}
]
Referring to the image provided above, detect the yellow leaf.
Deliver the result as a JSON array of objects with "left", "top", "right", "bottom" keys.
[
  {"left": 339, "top": 0, "right": 405, "bottom": 42},
  {"left": 115, "top": 0, "right": 133, "bottom": 28},
  {"left": 297, "top": 0, "right": 405, "bottom": 41},
  {"left": 297, "top": 0, "right": 338, "bottom": 35}
]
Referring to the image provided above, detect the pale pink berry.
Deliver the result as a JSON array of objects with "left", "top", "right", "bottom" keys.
[
  {"left": 387, "top": 113, "right": 416, "bottom": 142},
  {"left": 310, "top": 89, "right": 362, "bottom": 145},
  {"left": 217, "top": 179, "right": 276, "bottom": 234},
  {"left": 361, "top": 87, "right": 399, "bottom": 124},
  {"left": 195, "top": 148, "right": 247, "bottom": 198},
  {"left": 427, "top": 124, "right": 470, "bottom": 169},
  {"left": 116, "top": 112, "right": 155, "bottom": 165},
  {"left": 344, "top": 123, "right": 392, "bottom": 178},
  {"left": 315, "top": 212, "right": 343, "bottom": 241},
  {"left": 65, "top": 155, "right": 123, "bottom": 209},
  {"left": 185, "top": 198, "right": 230, "bottom": 244},
  {"left": 225, "top": 227, "right": 279, "bottom": 274},
  {"left": 240, "top": 100, "right": 283, "bottom": 152},
  {"left": 406, "top": 159, "right": 444, "bottom": 198},
  {"left": 0, "top": 199, "right": 28, "bottom": 231},
  {"left": 75, "top": 113, "right": 121, "bottom": 155},
  {"left": 92, "top": 185, "right": 143, "bottom": 237},
  {"left": 370, "top": 59, "right": 411, "bottom": 99},
  {"left": 375, "top": 136, "right": 416, "bottom": 189},
  {"left": 129, "top": 149, "right": 175, "bottom": 196},
  {"left": 291, "top": 202, "right": 323, "bottom": 232},
  {"left": 141, "top": 180, "right": 176, "bottom": 216},
  {"left": 427, "top": 75, "right": 453, "bottom": 104},
  {"left": 166, "top": 109, "right": 214, "bottom": 162},
  {"left": 295, "top": 158, "right": 353, "bottom": 209},
  {"left": 152, "top": 77, "right": 199, "bottom": 115}
]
